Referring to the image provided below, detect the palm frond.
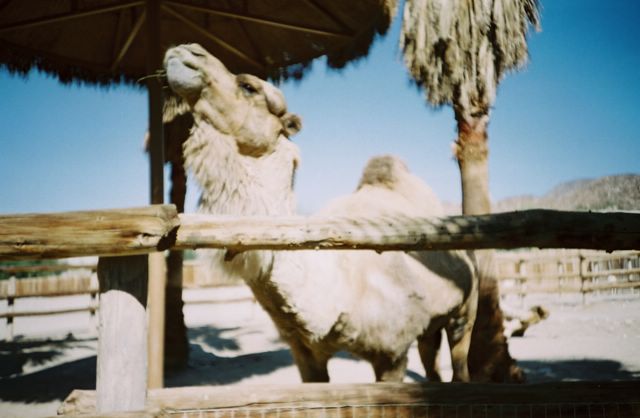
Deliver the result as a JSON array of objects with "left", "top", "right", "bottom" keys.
[{"left": 401, "top": 0, "right": 539, "bottom": 119}]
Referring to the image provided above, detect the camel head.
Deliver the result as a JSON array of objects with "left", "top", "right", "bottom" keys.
[{"left": 164, "top": 43, "right": 302, "bottom": 157}]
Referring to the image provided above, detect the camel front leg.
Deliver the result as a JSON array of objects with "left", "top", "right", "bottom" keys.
[
  {"left": 446, "top": 321, "right": 473, "bottom": 382},
  {"left": 417, "top": 329, "right": 443, "bottom": 382},
  {"left": 288, "top": 340, "right": 330, "bottom": 382},
  {"left": 446, "top": 296, "right": 477, "bottom": 382},
  {"left": 372, "top": 352, "right": 408, "bottom": 382}
]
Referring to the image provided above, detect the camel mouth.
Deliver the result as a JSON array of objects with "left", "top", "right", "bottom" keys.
[{"left": 165, "top": 56, "right": 203, "bottom": 99}]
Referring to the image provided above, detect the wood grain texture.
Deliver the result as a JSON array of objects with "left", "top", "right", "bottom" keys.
[
  {"left": 96, "top": 255, "right": 149, "bottom": 413},
  {"left": 60, "top": 381, "right": 640, "bottom": 417},
  {"left": 2, "top": 207, "right": 638, "bottom": 261},
  {"left": 0, "top": 205, "right": 178, "bottom": 260},
  {"left": 176, "top": 210, "right": 640, "bottom": 252}
]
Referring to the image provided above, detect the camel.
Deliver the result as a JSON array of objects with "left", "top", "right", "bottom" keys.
[
  {"left": 164, "top": 43, "right": 478, "bottom": 382},
  {"left": 502, "top": 304, "right": 549, "bottom": 338}
]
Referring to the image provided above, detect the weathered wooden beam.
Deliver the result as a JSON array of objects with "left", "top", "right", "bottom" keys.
[
  {"left": 96, "top": 255, "right": 149, "bottom": 413},
  {"left": 176, "top": 210, "right": 640, "bottom": 252},
  {"left": 0, "top": 305, "right": 97, "bottom": 319},
  {"left": 0, "top": 262, "right": 96, "bottom": 274},
  {"left": 60, "top": 381, "right": 640, "bottom": 417},
  {"left": 0, "top": 205, "right": 178, "bottom": 260},
  {"left": 1, "top": 208, "right": 639, "bottom": 262},
  {"left": 147, "top": 252, "right": 166, "bottom": 390}
]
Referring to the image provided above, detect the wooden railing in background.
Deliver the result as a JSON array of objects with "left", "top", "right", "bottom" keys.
[
  {"left": 0, "top": 260, "right": 247, "bottom": 341},
  {"left": 495, "top": 250, "right": 640, "bottom": 303},
  {"left": 0, "top": 263, "right": 98, "bottom": 341}
]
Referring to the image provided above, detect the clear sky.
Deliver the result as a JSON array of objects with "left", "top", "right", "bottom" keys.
[{"left": 1, "top": 0, "right": 638, "bottom": 215}]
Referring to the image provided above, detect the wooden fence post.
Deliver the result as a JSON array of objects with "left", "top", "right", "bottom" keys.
[
  {"left": 6, "top": 276, "right": 16, "bottom": 341},
  {"left": 96, "top": 255, "right": 149, "bottom": 413},
  {"left": 579, "top": 254, "right": 588, "bottom": 305},
  {"left": 89, "top": 273, "right": 99, "bottom": 332},
  {"left": 147, "top": 252, "right": 166, "bottom": 389},
  {"left": 516, "top": 260, "right": 526, "bottom": 306}
]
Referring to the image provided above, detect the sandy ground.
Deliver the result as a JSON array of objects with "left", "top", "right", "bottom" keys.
[{"left": 1, "top": 287, "right": 639, "bottom": 418}]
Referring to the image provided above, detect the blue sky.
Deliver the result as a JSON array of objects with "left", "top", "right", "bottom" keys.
[{"left": 1, "top": 0, "right": 638, "bottom": 215}]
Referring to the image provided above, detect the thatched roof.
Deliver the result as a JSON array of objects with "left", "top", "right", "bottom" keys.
[{"left": 0, "top": 0, "right": 397, "bottom": 86}]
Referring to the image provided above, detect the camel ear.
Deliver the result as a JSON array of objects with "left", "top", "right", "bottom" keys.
[{"left": 281, "top": 113, "right": 302, "bottom": 137}]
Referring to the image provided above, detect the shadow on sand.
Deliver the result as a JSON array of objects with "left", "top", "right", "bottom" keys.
[
  {"left": 1, "top": 325, "right": 639, "bottom": 404},
  {"left": 0, "top": 335, "right": 95, "bottom": 378},
  {"left": 0, "top": 356, "right": 96, "bottom": 403},
  {"left": 0, "top": 325, "right": 295, "bottom": 403},
  {"left": 519, "top": 359, "right": 640, "bottom": 382}
]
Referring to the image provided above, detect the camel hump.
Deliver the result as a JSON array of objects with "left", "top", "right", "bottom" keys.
[
  {"left": 357, "top": 154, "right": 444, "bottom": 216},
  {"left": 357, "top": 155, "right": 410, "bottom": 189}
]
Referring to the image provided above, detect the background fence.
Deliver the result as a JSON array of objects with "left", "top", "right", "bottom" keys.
[
  {"left": 495, "top": 250, "right": 640, "bottom": 304},
  {"left": 0, "top": 258, "right": 248, "bottom": 340},
  {"left": 2, "top": 250, "right": 639, "bottom": 340}
]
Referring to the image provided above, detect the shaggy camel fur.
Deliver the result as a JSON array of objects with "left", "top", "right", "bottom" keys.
[{"left": 164, "top": 43, "right": 478, "bottom": 382}]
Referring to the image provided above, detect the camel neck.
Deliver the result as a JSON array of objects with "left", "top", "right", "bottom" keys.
[{"left": 184, "top": 120, "right": 299, "bottom": 217}]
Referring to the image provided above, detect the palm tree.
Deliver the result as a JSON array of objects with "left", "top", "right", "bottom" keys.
[{"left": 401, "top": 0, "right": 540, "bottom": 381}]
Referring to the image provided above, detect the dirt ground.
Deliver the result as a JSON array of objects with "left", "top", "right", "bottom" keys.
[{"left": 1, "top": 287, "right": 639, "bottom": 418}]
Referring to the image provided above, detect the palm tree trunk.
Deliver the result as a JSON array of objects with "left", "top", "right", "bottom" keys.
[
  {"left": 454, "top": 112, "right": 525, "bottom": 382},
  {"left": 455, "top": 116, "right": 491, "bottom": 215}
]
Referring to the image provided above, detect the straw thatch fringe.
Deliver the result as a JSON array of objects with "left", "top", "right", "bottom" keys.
[
  {"left": 0, "top": 39, "right": 140, "bottom": 87},
  {"left": 0, "top": 0, "right": 398, "bottom": 88},
  {"left": 400, "top": 0, "right": 539, "bottom": 120}
]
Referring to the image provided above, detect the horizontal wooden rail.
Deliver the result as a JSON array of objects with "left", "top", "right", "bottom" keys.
[
  {"left": 59, "top": 381, "right": 640, "bottom": 417},
  {"left": 0, "top": 263, "right": 96, "bottom": 274},
  {"left": 175, "top": 210, "right": 640, "bottom": 253},
  {"left": 0, "top": 205, "right": 179, "bottom": 260},
  {"left": 497, "top": 267, "right": 640, "bottom": 281},
  {"left": 582, "top": 267, "right": 640, "bottom": 278},
  {"left": 0, "top": 304, "right": 98, "bottom": 319},
  {"left": 583, "top": 281, "right": 640, "bottom": 292},
  {"left": 500, "top": 280, "right": 640, "bottom": 295},
  {"left": 1, "top": 205, "right": 639, "bottom": 260},
  {"left": 0, "top": 274, "right": 98, "bottom": 299}
]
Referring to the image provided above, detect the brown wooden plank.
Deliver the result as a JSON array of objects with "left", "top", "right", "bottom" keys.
[
  {"left": 60, "top": 382, "right": 640, "bottom": 417},
  {"left": 583, "top": 281, "right": 640, "bottom": 292},
  {"left": 2, "top": 208, "right": 639, "bottom": 261},
  {"left": 0, "top": 205, "right": 178, "bottom": 260},
  {"left": 582, "top": 267, "right": 640, "bottom": 278},
  {"left": 0, "top": 305, "right": 97, "bottom": 319},
  {"left": 0, "top": 263, "right": 96, "bottom": 274},
  {"left": 176, "top": 210, "right": 640, "bottom": 253}
]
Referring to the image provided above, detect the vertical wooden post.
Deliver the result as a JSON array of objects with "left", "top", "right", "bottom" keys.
[
  {"left": 89, "top": 273, "right": 99, "bottom": 332},
  {"left": 557, "top": 261, "right": 564, "bottom": 299},
  {"left": 146, "top": 0, "right": 166, "bottom": 390},
  {"left": 96, "top": 255, "right": 148, "bottom": 413},
  {"left": 579, "top": 255, "right": 587, "bottom": 305},
  {"left": 516, "top": 260, "right": 526, "bottom": 307},
  {"left": 146, "top": 0, "right": 164, "bottom": 207},
  {"left": 147, "top": 252, "right": 166, "bottom": 388},
  {"left": 7, "top": 276, "right": 15, "bottom": 341}
]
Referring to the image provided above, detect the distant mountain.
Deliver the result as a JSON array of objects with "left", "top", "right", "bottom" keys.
[
  {"left": 442, "top": 174, "right": 640, "bottom": 214},
  {"left": 494, "top": 174, "right": 640, "bottom": 212}
]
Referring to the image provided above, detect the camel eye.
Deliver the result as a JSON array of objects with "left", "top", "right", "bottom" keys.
[{"left": 239, "top": 82, "right": 258, "bottom": 96}]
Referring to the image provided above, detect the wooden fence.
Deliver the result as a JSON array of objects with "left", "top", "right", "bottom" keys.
[
  {"left": 3, "top": 249, "right": 640, "bottom": 336},
  {"left": 1, "top": 205, "right": 639, "bottom": 416},
  {"left": 0, "top": 260, "right": 249, "bottom": 340},
  {"left": 495, "top": 250, "right": 640, "bottom": 303}
]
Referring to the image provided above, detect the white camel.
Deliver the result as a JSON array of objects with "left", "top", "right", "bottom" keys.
[{"left": 164, "top": 43, "right": 478, "bottom": 382}]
